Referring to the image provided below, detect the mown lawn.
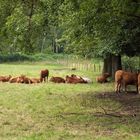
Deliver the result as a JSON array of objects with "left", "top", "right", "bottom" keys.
[{"left": 0, "top": 62, "right": 140, "bottom": 140}]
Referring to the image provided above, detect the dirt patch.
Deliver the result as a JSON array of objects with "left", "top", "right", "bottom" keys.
[{"left": 94, "top": 91, "right": 140, "bottom": 117}]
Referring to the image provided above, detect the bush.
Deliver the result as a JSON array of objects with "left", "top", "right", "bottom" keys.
[
  {"left": 0, "top": 53, "right": 34, "bottom": 62},
  {"left": 0, "top": 53, "right": 69, "bottom": 63},
  {"left": 122, "top": 56, "right": 140, "bottom": 72}
]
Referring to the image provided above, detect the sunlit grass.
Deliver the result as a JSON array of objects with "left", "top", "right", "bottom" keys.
[{"left": 0, "top": 62, "right": 140, "bottom": 140}]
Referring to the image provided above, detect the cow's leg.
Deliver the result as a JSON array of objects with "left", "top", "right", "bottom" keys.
[
  {"left": 44, "top": 77, "right": 46, "bottom": 82},
  {"left": 115, "top": 82, "right": 118, "bottom": 93},
  {"left": 138, "top": 86, "right": 140, "bottom": 94},
  {"left": 115, "top": 82, "right": 120, "bottom": 93},
  {"left": 124, "top": 84, "right": 127, "bottom": 93},
  {"left": 118, "top": 83, "right": 121, "bottom": 93}
]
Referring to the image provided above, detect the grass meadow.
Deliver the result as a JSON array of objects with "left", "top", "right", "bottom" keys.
[{"left": 0, "top": 61, "right": 140, "bottom": 140}]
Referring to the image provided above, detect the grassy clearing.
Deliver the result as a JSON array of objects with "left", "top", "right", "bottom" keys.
[{"left": 0, "top": 62, "right": 140, "bottom": 140}]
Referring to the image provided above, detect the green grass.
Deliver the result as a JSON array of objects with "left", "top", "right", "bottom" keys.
[{"left": 0, "top": 61, "right": 140, "bottom": 140}]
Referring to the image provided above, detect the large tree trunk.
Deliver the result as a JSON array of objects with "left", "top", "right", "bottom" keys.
[
  {"left": 23, "top": 0, "right": 35, "bottom": 54},
  {"left": 111, "top": 55, "right": 122, "bottom": 79},
  {"left": 103, "top": 54, "right": 112, "bottom": 74},
  {"left": 103, "top": 54, "right": 122, "bottom": 80},
  {"left": 52, "top": 37, "right": 57, "bottom": 53}
]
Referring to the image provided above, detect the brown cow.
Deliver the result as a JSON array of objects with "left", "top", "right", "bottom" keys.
[
  {"left": 0, "top": 75, "right": 12, "bottom": 82},
  {"left": 30, "top": 78, "right": 41, "bottom": 84},
  {"left": 17, "top": 75, "right": 40, "bottom": 84},
  {"left": 138, "top": 73, "right": 140, "bottom": 94},
  {"left": 9, "top": 77, "right": 19, "bottom": 83},
  {"left": 71, "top": 74, "right": 92, "bottom": 83},
  {"left": 96, "top": 73, "right": 110, "bottom": 83},
  {"left": 50, "top": 76, "right": 65, "bottom": 83},
  {"left": 65, "top": 75, "right": 87, "bottom": 84},
  {"left": 40, "top": 69, "right": 49, "bottom": 82},
  {"left": 20, "top": 75, "right": 32, "bottom": 84},
  {"left": 115, "top": 70, "right": 138, "bottom": 93}
]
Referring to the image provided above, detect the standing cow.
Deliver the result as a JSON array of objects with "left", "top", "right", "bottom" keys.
[
  {"left": 40, "top": 69, "right": 49, "bottom": 82},
  {"left": 115, "top": 70, "right": 138, "bottom": 93}
]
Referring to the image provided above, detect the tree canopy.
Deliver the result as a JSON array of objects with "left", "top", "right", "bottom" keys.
[
  {"left": 59, "top": 0, "right": 140, "bottom": 58},
  {"left": 0, "top": 0, "right": 139, "bottom": 58}
]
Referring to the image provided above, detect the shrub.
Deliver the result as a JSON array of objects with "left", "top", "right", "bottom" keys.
[
  {"left": 0, "top": 53, "right": 34, "bottom": 62},
  {"left": 122, "top": 56, "right": 140, "bottom": 72}
]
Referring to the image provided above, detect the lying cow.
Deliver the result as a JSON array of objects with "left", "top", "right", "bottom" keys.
[
  {"left": 30, "top": 78, "right": 41, "bottom": 84},
  {"left": 82, "top": 77, "right": 92, "bottom": 83},
  {"left": 12, "top": 75, "right": 31, "bottom": 84},
  {"left": 71, "top": 74, "right": 92, "bottom": 83},
  {"left": 9, "top": 77, "right": 20, "bottom": 83},
  {"left": 50, "top": 76, "right": 65, "bottom": 83},
  {"left": 65, "top": 75, "right": 87, "bottom": 84},
  {"left": 0, "top": 75, "right": 12, "bottom": 82},
  {"left": 96, "top": 73, "right": 110, "bottom": 83},
  {"left": 115, "top": 70, "right": 138, "bottom": 93},
  {"left": 20, "top": 75, "right": 32, "bottom": 84}
]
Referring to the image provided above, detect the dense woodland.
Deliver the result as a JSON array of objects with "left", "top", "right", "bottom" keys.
[{"left": 0, "top": 0, "right": 140, "bottom": 77}]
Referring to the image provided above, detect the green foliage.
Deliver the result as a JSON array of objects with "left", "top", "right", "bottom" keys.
[
  {"left": 59, "top": 0, "right": 140, "bottom": 57},
  {"left": 0, "top": 53, "right": 79, "bottom": 62},
  {"left": 0, "top": 53, "right": 34, "bottom": 62},
  {"left": 122, "top": 56, "right": 140, "bottom": 71},
  {"left": 0, "top": 0, "right": 140, "bottom": 58}
]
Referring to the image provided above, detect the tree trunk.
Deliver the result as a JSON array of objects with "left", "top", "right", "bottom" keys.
[
  {"left": 103, "top": 54, "right": 112, "bottom": 74},
  {"left": 103, "top": 54, "right": 122, "bottom": 80},
  {"left": 23, "top": 0, "right": 35, "bottom": 54},
  {"left": 111, "top": 55, "right": 122, "bottom": 79},
  {"left": 52, "top": 37, "right": 56, "bottom": 53}
]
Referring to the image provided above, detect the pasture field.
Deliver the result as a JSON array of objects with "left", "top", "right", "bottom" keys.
[{"left": 0, "top": 61, "right": 140, "bottom": 140}]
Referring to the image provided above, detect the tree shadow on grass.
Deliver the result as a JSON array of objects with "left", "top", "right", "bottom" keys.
[
  {"left": 94, "top": 91, "right": 140, "bottom": 116},
  {"left": 59, "top": 91, "right": 140, "bottom": 137}
]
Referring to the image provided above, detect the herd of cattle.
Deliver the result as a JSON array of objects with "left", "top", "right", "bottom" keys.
[
  {"left": 0, "top": 68, "right": 139, "bottom": 94},
  {"left": 0, "top": 69, "right": 91, "bottom": 84}
]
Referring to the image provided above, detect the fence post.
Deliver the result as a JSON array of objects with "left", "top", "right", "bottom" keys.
[{"left": 94, "top": 64, "right": 96, "bottom": 72}]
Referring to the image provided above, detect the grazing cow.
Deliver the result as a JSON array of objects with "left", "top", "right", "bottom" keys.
[
  {"left": 30, "top": 78, "right": 41, "bottom": 84},
  {"left": 96, "top": 73, "right": 110, "bottom": 83},
  {"left": 40, "top": 69, "right": 49, "bottom": 82},
  {"left": 0, "top": 75, "right": 12, "bottom": 82},
  {"left": 138, "top": 73, "right": 140, "bottom": 94},
  {"left": 65, "top": 75, "right": 87, "bottom": 84},
  {"left": 50, "top": 76, "right": 65, "bottom": 83},
  {"left": 115, "top": 70, "right": 138, "bottom": 93}
]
